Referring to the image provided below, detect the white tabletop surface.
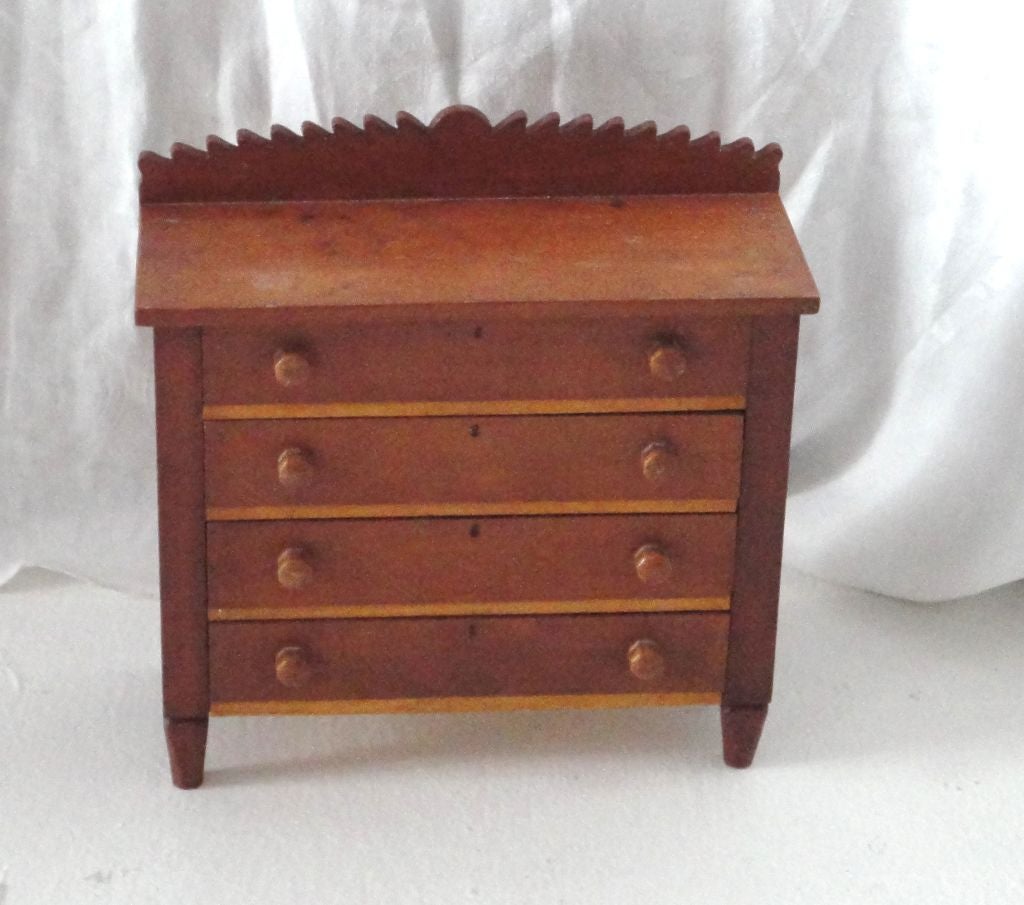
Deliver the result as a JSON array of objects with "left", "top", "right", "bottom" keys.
[{"left": 0, "top": 567, "right": 1020, "bottom": 904}]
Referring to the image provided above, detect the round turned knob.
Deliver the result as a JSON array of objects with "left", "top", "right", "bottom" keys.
[
  {"left": 628, "top": 639, "right": 666, "bottom": 681},
  {"left": 275, "top": 645, "right": 313, "bottom": 688},
  {"left": 277, "top": 547, "right": 314, "bottom": 590},
  {"left": 634, "top": 543, "right": 673, "bottom": 586},
  {"left": 277, "top": 447, "right": 314, "bottom": 489},
  {"left": 641, "top": 441, "right": 676, "bottom": 483},
  {"left": 648, "top": 338, "right": 687, "bottom": 382},
  {"left": 274, "top": 350, "right": 311, "bottom": 387}
]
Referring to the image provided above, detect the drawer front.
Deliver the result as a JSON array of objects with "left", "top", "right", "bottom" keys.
[
  {"left": 209, "top": 613, "right": 729, "bottom": 706},
  {"left": 202, "top": 318, "right": 750, "bottom": 416},
  {"left": 204, "top": 413, "right": 743, "bottom": 518},
  {"left": 207, "top": 514, "right": 736, "bottom": 619}
]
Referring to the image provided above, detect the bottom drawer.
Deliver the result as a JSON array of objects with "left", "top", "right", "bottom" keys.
[{"left": 209, "top": 613, "right": 729, "bottom": 713}]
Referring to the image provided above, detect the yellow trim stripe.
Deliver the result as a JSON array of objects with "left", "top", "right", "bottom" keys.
[
  {"left": 210, "top": 692, "right": 721, "bottom": 716},
  {"left": 203, "top": 396, "right": 746, "bottom": 420},
  {"left": 206, "top": 499, "right": 737, "bottom": 521},
  {"left": 208, "top": 597, "right": 731, "bottom": 621}
]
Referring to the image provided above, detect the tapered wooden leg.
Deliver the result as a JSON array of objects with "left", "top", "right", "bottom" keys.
[
  {"left": 721, "top": 703, "right": 768, "bottom": 768},
  {"left": 165, "top": 717, "right": 208, "bottom": 789},
  {"left": 154, "top": 331, "right": 210, "bottom": 790}
]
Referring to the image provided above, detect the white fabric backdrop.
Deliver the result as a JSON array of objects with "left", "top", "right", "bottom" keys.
[{"left": 1, "top": 1, "right": 1022, "bottom": 601}]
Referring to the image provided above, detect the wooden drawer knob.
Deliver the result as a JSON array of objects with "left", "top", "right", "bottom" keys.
[
  {"left": 277, "top": 447, "right": 314, "bottom": 489},
  {"left": 641, "top": 441, "right": 676, "bottom": 483},
  {"left": 648, "top": 338, "right": 687, "bottom": 382},
  {"left": 277, "top": 547, "right": 314, "bottom": 589},
  {"left": 275, "top": 645, "right": 313, "bottom": 688},
  {"left": 628, "top": 639, "right": 666, "bottom": 681},
  {"left": 274, "top": 350, "right": 311, "bottom": 387},
  {"left": 634, "top": 543, "right": 673, "bottom": 585}
]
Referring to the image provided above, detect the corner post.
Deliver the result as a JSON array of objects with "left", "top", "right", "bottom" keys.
[
  {"left": 153, "top": 328, "right": 209, "bottom": 788},
  {"left": 722, "top": 315, "right": 801, "bottom": 766}
]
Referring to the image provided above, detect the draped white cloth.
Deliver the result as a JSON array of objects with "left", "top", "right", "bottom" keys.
[{"left": 2, "top": 1, "right": 1021, "bottom": 601}]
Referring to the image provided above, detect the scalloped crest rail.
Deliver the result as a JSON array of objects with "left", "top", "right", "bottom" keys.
[{"left": 139, "top": 105, "right": 782, "bottom": 204}]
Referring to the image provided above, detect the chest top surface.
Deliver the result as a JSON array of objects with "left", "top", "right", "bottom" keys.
[{"left": 134, "top": 105, "right": 818, "bottom": 327}]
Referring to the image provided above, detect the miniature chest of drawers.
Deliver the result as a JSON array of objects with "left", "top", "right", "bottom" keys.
[{"left": 135, "top": 106, "right": 818, "bottom": 788}]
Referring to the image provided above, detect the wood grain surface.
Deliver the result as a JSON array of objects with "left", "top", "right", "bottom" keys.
[
  {"left": 138, "top": 106, "right": 821, "bottom": 782},
  {"left": 136, "top": 194, "right": 818, "bottom": 327},
  {"left": 209, "top": 613, "right": 730, "bottom": 704},
  {"left": 724, "top": 316, "right": 800, "bottom": 707},
  {"left": 721, "top": 703, "right": 769, "bottom": 768},
  {"left": 153, "top": 329, "right": 208, "bottom": 719},
  {"left": 204, "top": 413, "right": 743, "bottom": 517},
  {"left": 163, "top": 717, "right": 208, "bottom": 789},
  {"left": 204, "top": 398, "right": 746, "bottom": 420},
  {"left": 139, "top": 106, "right": 783, "bottom": 204},
  {"left": 206, "top": 513, "right": 736, "bottom": 618},
  {"left": 201, "top": 316, "right": 750, "bottom": 412},
  {"left": 211, "top": 692, "right": 720, "bottom": 716}
]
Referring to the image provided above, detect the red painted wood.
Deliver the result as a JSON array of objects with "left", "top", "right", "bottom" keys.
[
  {"left": 209, "top": 613, "right": 730, "bottom": 703},
  {"left": 206, "top": 514, "right": 737, "bottom": 614},
  {"left": 135, "top": 195, "right": 818, "bottom": 327},
  {"left": 139, "top": 105, "right": 781, "bottom": 204},
  {"left": 724, "top": 317, "right": 801, "bottom": 707},
  {"left": 138, "top": 108, "right": 819, "bottom": 782},
  {"left": 153, "top": 329, "right": 209, "bottom": 718},
  {"left": 201, "top": 317, "right": 751, "bottom": 407},
  {"left": 721, "top": 704, "right": 768, "bottom": 768},
  {"left": 203, "top": 413, "right": 744, "bottom": 513},
  {"left": 164, "top": 717, "right": 208, "bottom": 789}
]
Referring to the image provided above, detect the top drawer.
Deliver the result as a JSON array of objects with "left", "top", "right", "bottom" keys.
[{"left": 202, "top": 317, "right": 750, "bottom": 417}]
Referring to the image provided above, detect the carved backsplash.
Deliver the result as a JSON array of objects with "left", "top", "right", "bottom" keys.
[{"left": 140, "top": 105, "right": 781, "bottom": 203}]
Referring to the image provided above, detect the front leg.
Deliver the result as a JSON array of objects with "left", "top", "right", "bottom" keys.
[
  {"left": 164, "top": 717, "right": 209, "bottom": 789},
  {"left": 154, "top": 329, "right": 211, "bottom": 788},
  {"left": 720, "top": 703, "right": 768, "bottom": 768}
]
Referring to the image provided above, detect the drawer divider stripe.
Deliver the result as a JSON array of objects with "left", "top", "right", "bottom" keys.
[
  {"left": 202, "top": 397, "right": 746, "bottom": 420},
  {"left": 210, "top": 692, "right": 722, "bottom": 716},
  {"left": 206, "top": 500, "right": 738, "bottom": 520},
  {"left": 208, "top": 597, "right": 732, "bottom": 621}
]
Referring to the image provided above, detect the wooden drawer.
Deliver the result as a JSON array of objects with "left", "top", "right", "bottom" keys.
[
  {"left": 202, "top": 318, "right": 750, "bottom": 417},
  {"left": 207, "top": 514, "right": 736, "bottom": 619},
  {"left": 209, "top": 613, "right": 730, "bottom": 711},
  {"left": 204, "top": 413, "right": 743, "bottom": 519}
]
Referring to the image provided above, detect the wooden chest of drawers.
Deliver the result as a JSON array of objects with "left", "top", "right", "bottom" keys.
[{"left": 135, "top": 106, "right": 818, "bottom": 788}]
